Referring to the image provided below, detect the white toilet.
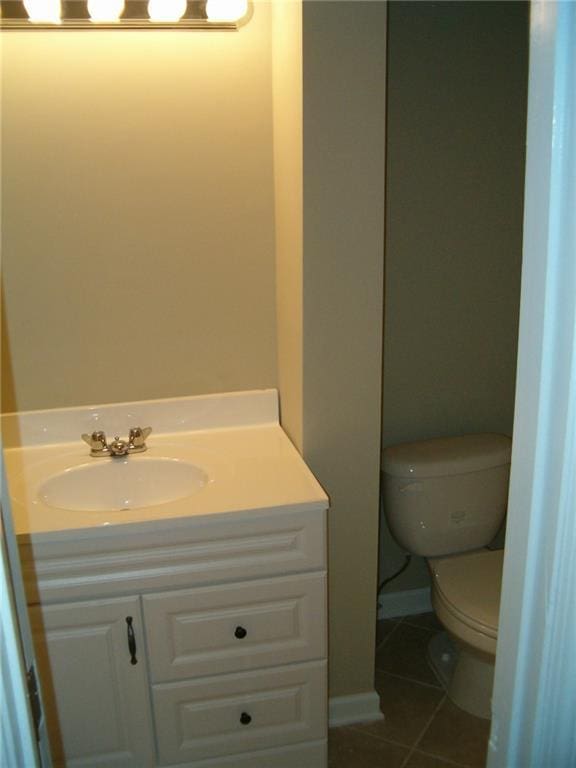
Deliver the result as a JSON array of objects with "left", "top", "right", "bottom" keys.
[{"left": 382, "top": 433, "right": 511, "bottom": 719}]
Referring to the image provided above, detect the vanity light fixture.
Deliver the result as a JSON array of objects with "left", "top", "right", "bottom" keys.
[
  {"left": 22, "top": 0, "right": 61, "bottom": 23},
  {"left": 86, "top": 0, "right": 124, "bottom": 22},
  {"left": 206, "top": 0, "right": 247, "bottom": 22},
  {"left": 147, "top": 0, "right": 186, "bottom": 23},
  {"left": 0, "top": 0, "right": 250, "bottom": 28}
]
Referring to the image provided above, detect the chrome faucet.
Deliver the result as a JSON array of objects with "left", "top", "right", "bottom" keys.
[{"left": 81, "top": 427, "right": 152, "bottom": 458}]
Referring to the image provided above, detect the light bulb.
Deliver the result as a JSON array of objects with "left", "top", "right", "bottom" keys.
[
  {"left": 147, "top": 0, "right": 187, "bottom": 22},
  {"left": 87, "top": 0, "right": 125, "bottom": 22},
  {"left": 23, "top": 0, "right": 61, "bottom": 23},
  {"left": 206, "top": 0, "right": 247, "bottom": 22}
]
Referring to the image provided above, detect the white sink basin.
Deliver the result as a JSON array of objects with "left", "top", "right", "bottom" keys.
[{"left": 38, "top": 457, "right": 208, "bottom": 512}]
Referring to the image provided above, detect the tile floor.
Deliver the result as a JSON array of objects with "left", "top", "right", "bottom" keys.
[{"left": 328, "top": 613, "right": 491, "bottom": 768}]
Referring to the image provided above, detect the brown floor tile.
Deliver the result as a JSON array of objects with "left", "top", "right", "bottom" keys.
[
  {"left": 376, "top": 618, "right": 400, "bottom": 648},
  {"left": 375, "top": 622, "right": 442, "bottom": 687},
  {"left": 402, "top": 612, "right": 443, "bottom": 632},
  {"left": 352, "top": 671, "right": 444, "bottom": 747},
  {"left": 404, "top": 750, "right": 468, "bottom": 768},
  {"left": 328, "top": 727, "right": 409, "bottom": 768},
  {"left": 417, "top": 698, "right": 490, "bottom": 768}
]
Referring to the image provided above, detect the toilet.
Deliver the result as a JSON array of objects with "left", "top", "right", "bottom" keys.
[{"left": 382, "top": 433, "right": 511, "bottom": 719}]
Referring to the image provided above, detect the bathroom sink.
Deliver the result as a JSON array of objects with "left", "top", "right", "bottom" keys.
[{"left": 38, "top": 457, "right": 208, "bottom": 512}]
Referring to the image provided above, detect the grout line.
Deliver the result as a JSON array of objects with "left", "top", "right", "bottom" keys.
[
  {"left": 374, "top": 668, "right": 444, "bottom": 691},
  {"left": 337, "top": 727, "right": 413, "bottom": 752},
  {"left": 410, "top": 748, "right": 473, "bottom": 768},
  {"left": 399, "top": 693, "right": 447, "bottom": 768},
  {"left": 397, "top": 620, "right": 439, "bottom": 635},
  {"left": 339, "top": 722, "right": 474, "bottom": 768},
  {"left": 345, "top": 732, "right": 409, "bottom": 750},
  {"left": 375, "top": 618, "right": 402, "bottom": 652},
  {"left": 345, "top": 718, "right": 411, "bottom": 747},
  {"left": 412, "top": 693, "right": 447, "bottom": 751},
  {"left": 402, "top": 617, "right": 440, "bottom": 631}
]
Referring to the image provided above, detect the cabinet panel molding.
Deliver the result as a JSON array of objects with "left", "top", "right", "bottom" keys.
[
  {"left": 152, "top": 661, "right": 327, "bottom": 765},
  {"left": 21, "top": 508, "right": 326, "bottom": 604},
  {"left": 163, "top": 739, "right": 327, "bottom": 768},
  {"left": 143, "top": 572, "right": 327, "bottom": 682}
]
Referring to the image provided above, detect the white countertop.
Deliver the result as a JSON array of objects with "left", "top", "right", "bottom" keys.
[{"left": 2, "top": 390, "right": 328, "bottom": 541}]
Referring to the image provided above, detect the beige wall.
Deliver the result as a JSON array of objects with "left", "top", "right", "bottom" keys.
[
  {"left": 2, "top": 0, "right": 386, "bottom": 705},
  {"left": 272, "top": 0, "right": 303, "bottom": 452},
  {"left": 1, "top": 9, "right": 277, "bottom": 412},
  {"left": 272, "top": 0, "right": 386, "bottom": 698},
  {"left": 303, "top": 2, "right": 387, "bottom": 697},
  {"left": 380, "top": 1, "right": 528, "bottom": 593}
]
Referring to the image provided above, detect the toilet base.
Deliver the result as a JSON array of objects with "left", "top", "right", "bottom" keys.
[
  {"left": 427, "top": 631, "right": 494, "bottom": 720},
  {"left": 427, "top": 631, "right": 457, "bottom": 689}
]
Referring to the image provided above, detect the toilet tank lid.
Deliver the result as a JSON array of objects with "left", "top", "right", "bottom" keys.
[{"left": 382, "top": 434, "right": 511, "bottom": 479}]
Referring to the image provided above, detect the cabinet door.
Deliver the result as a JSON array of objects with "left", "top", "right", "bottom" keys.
[{"left": 30, "top": 596, "right": 155, "bottom": 768}]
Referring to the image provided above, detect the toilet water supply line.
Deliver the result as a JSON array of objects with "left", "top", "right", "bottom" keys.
[{"left": 377, "top": 553, "right": 412, "bottom": 596}]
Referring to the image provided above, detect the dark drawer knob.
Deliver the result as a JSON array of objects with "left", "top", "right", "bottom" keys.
[
  {"left": 240, "top": 712, "right": 252, "bottom": 726},
  {"left": 234, "top": 626, "right": 247, "bottom": 639}
]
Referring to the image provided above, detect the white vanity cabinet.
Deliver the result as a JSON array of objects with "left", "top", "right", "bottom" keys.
[
  {"left": 23, "top": 506, "right": 328, "bottom": 768},
  {"left": 6, "top": 389, "right": 330, "bottom": 767}
]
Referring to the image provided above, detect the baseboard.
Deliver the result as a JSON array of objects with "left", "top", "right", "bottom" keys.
[
  {"left": 328, "top": 690, "right": 383, "bottom": 727},
  {"left": 378, "top": 587, "right": 432, "bottom": 619}
]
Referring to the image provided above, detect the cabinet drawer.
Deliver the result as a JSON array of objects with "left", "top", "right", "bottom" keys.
[
  {"left": 152, "top": 660, "right": 327, "bottom": 765},
  {"left": 143, "top": 573, "right": 326, "bottom": 682}
]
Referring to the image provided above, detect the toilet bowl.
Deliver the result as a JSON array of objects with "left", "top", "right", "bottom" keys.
[
  {"left": 428, "top": 549, "right": 503, "bottom": 718},
  {"left": 382, "top": 433, "right": 511, "bottom": 720}
]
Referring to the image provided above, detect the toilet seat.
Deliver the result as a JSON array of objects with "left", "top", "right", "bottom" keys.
[{"left": 429, "top": 549, "right": 503, "bottom": 654}]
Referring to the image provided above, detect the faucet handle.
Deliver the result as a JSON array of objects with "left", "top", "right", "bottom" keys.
[
  {"left": 128, "top": 426, "right": 152, "bottom": 450},
  {"left": 82, "top": 430, "right": 109, "bottom": 454}
]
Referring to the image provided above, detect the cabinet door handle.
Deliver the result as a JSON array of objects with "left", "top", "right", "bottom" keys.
[
  {"left": 234, "top": 626, "right": 247, "bottom": 639},
  {"left": 126, "top": 616, "right": 138, "bottom": 665},
  {"left": 240, "top": 712, "right": 252, "bottom": 726}
]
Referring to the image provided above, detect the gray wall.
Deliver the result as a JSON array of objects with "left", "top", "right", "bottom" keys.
[{"left": 380, "top": 1, "right": 528, "bottom": 593}]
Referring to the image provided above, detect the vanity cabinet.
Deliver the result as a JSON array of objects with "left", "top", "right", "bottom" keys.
[{"left": 23, "top": 507, "right": 328, "bottom": 768}]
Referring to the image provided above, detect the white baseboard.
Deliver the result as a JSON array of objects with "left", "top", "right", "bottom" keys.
[
  {"left": 328, "top": 690, "right": 383, "bottom": 727},
  {"left": 378, "top": 587, "right": 432, "bottom": 620}
]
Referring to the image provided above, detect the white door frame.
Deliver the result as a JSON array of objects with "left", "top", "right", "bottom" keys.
[
  {"left": 1, "top": 456, "right": 47, "bottom": 767},
  {"left": 1, "top": 511, "right": 39, "bottom": 767},
  {"left": 488, "top": 2, "right": 576, "bottom": 765}
]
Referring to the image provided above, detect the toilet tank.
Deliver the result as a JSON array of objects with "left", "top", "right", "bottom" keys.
[{"left": 382, "top": 434, "right": 511, "bottom": 557}]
